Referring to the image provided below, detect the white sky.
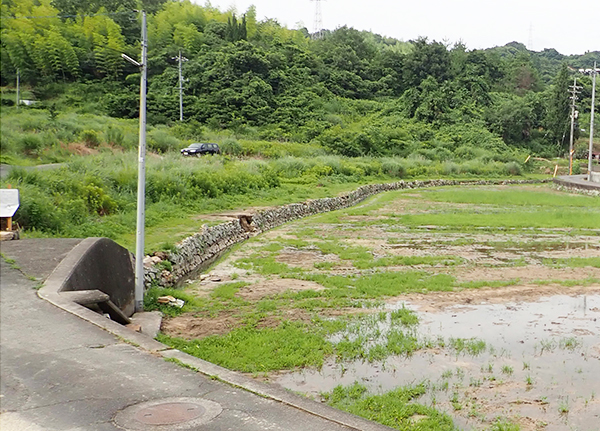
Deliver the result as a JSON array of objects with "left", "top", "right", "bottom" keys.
[{"left": 199, "top": 0, "right": 599, "bottom": 56}]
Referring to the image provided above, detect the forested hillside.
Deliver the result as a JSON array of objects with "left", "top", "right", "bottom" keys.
[{"left": 2, "top": 0, "right": 598, "bottom": 160}]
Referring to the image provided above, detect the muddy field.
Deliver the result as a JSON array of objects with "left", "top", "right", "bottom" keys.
[{"left": 162, "top": 185, "right": 600, "bottom": 430}]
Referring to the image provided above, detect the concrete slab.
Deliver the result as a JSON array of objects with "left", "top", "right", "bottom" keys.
[
  {"left": 130, "top": 311, "right": 163, "bottom": 338},
  {"left": 0, "top": 238, "right": 83, "bottom": 280}
]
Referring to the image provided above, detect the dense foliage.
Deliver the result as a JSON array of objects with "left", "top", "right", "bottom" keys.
[
  {"left": 2, "top": 0, "right": 598, "bottom": 159},
  {"left": 1, "top": 0, "right": 597, "bottom": 244}
]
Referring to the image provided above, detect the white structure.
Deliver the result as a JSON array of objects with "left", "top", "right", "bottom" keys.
[{"left": 0, "top": 189, "right": 19, "bottom": 232}]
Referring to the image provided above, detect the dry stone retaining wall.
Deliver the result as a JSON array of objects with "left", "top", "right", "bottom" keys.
[{"left": 144, "top": 178, "right": 549, "bottom": 289}]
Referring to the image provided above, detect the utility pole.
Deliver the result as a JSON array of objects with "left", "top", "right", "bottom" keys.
[
  {"left": 16, "top": 68, "right": 20, "bottom": 108},
  {"left": 135, "top": 10, "right": 148, "bottom": 312},
  {"left": 568, "top": 77, "right": 581, "bottom": 175},
  {"left": 173, "top": 51, "right": 188, "bottom": 121},
  {"left": 178, "top": 51, "right": 183, "bottom": 121},
  {"left": 586, "top": 62, "right": 597, "bottom": 177}
]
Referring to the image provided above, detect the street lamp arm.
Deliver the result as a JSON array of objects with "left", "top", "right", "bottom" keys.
[{"left": 121, "top": 53, "right": 142, "bottom": 67}]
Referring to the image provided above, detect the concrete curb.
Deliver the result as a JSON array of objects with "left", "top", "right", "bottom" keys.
[
  {"left": 553, "top": 174, "right": 600, "bottom": 196},
  {"left": 38, "top": 241, "right": 395, "bottom": 431}
]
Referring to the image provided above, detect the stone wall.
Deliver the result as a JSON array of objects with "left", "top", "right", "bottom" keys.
[{"left": 144, "top": 178, "right": 549, "bottom": 289}]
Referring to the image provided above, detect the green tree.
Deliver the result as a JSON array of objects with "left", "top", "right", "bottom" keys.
[
  {"left": 403, "top": 37, "right": 451, "bottom": 88},
  {"left": 545, "top": 63, "right": 571, "bottom": 151}
]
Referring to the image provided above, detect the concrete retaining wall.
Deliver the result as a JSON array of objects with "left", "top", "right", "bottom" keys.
[
  {"left": 145, "top": 178, "right": 549, "bottom": 289},
  {"left": 59, "top": 237, "right": 136, "bottom": 316}
]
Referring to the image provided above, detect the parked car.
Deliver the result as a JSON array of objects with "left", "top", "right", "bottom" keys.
[{"left": 181, "top": 143, "right": 221, "bottom": 156}]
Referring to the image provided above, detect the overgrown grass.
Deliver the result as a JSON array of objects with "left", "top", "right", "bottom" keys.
[
  {"left": 158, "top": 322, "right": 334, "bottom": 373},
  {"left": 323, "top": 382, "right": 457, "bottom": 431}
]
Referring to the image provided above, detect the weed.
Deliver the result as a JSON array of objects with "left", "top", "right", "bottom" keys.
[
  {"left": 537, "top": 339, "right": 557, "bottom": 355},
  {"left": 324, "top": 382, "right": 455, "bottom": 430},
  {"left": 389, "top": 306, "right": 419, "bottom": 326},
  {"left": 558, "top": 337, "right": 581, "bottom": 351},
  {"left": 501, "top": 365, "right": 514, "bottom": 375},
  {"left": 449, "top": 337, "right": 487, "bottom": 356},
  {"left": 489, "top": 417, "right": 521, "bottom": 431},
  {"left": 482, "top": 363, "right": 494, "bottom": 373},
  {"left": 455, "top": 367, "right": 465, "bottom": 379},
  {"left": 558, "top": 397, "right": 570, "bottom": 415},
  {"left": 451, "top": 392, "right": 462, "bottom": 410},
  {"left": 469, "top": 378, "right": 482, "bottom": 387},
  {"left": 525, "top": 375, "right": 534, "bottom": 386},
  {"left": 441, "top": 370, "right": 453, "bottom": 379},
  {"left": 164, "top": 357, "right": 199, "bottom": 372},
  {"left": 1, "top": 253, "right": 16, "bottom": 265}
]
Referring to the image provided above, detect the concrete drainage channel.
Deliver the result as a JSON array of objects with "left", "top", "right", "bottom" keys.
[{"left": 113, "top": 398, "right": 222, "bottom": 430}]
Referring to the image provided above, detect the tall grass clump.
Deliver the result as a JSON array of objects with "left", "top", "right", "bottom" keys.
[
  {"left": 381, "top": 157, "right": 406, "bottom": 178},
  {"left": 148, "top": 127, "right": 181, "bottom": 153},
  {"left": 220, "top": 138, "right": 243, "bottom": 155}
]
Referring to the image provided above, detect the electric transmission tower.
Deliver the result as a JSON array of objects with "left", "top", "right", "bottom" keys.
[
  {"left": 527, "top": 23, "right": 534, "bottom": 51},
  {"left": 311, "top": 0, "right": 324, "bottom": 39}
]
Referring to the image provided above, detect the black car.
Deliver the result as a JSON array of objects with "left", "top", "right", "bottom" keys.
[{"left": 181, "top": 143, "right": 221, "bottom": 156}]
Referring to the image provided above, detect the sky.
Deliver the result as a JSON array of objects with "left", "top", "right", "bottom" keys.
[{"left": 197, "top": 0, "right": 599, "bottom": 56}]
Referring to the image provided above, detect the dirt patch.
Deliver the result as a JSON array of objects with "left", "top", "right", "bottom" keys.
[
  {"left": 236, "top": 278, "right": 325, "bottom": 301},
  {"left": 457, "top": 266, "right": 599, "bottom": 283},
  {"left": 390, "top": 284, "right": 600, "bottom": 312},
  {"left": 275, "top": 249, "right": 340, "bottom": 270},
  {"left": 161, "top": 310, "right": 241, "bottom": 339},
  {"left": 161, "top": 307, "right": 316, "bottom": 340},
  {"left": 66, "top": 143, "right": 99, "bottom": 156}
]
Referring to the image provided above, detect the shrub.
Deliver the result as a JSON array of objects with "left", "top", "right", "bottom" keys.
[
  {"left": 442, "top": 161, "right": 460, "bottom": 175},
  {"left": 105, "top": 126, "right": 124, "bottom": 147},
  {"left": 83, "top": 184, "right": 118, "bottom": 215},
  {"left": 147, "top": 129, "right": 180, "bottom": 153},
  {"left": 381, "top": 159, "right": 406, "bottom": 178},
  {"left": 503, "top": 161, "right": 522, "bottom": 176},
  {"left": 80, "top": 129, "right": 101, "bottom": 148},
  {"left": 274, "top": 156, "right": 308, "bottom": 178},
  {"left": 220, "top": 138, "right": 243, "bottom": 155},
  {"left": 19, "top": 134, "right": 43, "bottom": 154}
]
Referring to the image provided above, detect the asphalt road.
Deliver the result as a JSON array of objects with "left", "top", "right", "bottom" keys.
[{"left": 0, "top": 239, "right": 394, "bottom": 431}]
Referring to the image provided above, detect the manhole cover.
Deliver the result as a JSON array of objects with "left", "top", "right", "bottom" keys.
[
  {"left": 114, "top": 397, "right": 222, "bottom": 430},
  {"left": 134, "top": 402, "right": 205, "bottom": 425}
]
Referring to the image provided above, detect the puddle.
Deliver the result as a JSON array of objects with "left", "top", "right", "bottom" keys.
[{"left": 273, "top": 294, "right": 600, "bottom": 430}]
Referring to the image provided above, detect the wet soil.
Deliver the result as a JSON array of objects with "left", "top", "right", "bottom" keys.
[
  {"left": 274, "top": 293, "right": 600, "bottom": 431},
  {"left": 165, "top": 185, "right": 600, "bottom": 429}
]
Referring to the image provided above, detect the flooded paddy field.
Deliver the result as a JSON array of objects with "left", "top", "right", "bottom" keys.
[
  {"left": 158, "top": 184, "right": 600, "bottom": 430},
  {"left": 274, "top": 293, "right": 600, "bottom": 430}
]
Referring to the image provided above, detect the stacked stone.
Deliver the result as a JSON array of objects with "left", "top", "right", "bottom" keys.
[{"left": 144, "top": 178, "right": 551, "bottom": 289}]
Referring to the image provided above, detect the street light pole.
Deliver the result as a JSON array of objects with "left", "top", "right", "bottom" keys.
[
  {"left": 134, "top": 10, "right": 148, "bottom": 312},
  {"left": 588, "top": 61, "right": 597, "bottom": 177}
]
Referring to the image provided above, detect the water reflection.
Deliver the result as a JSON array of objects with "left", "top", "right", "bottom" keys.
[{"left": 274, "top": 294, "right": 600, "bottom": 430}]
